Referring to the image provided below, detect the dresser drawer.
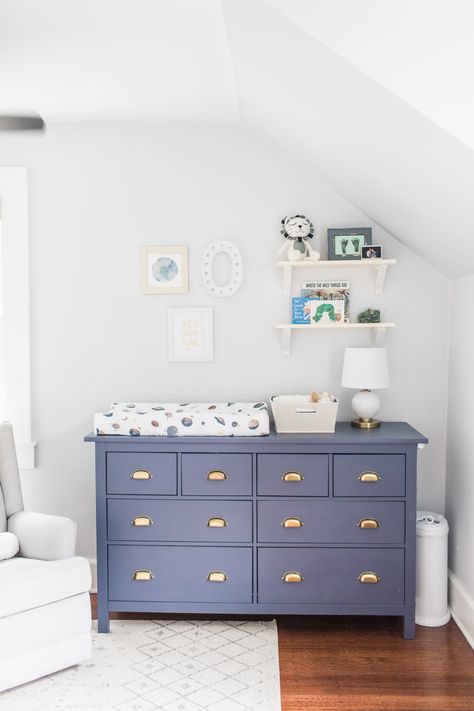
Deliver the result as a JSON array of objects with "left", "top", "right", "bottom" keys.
[
  {"left": 109, "top": 545, "right": 252, "bottom": 603},
  {"left": 258, "top": 500, "right": 405, "bottom": 544},
  {"left": 333, "top": 454, "right": 405, "bottom": 497},
  {"left": 257, "top": 454, "right": 328, "bottom": 496},
  {"left": 107, "top": 499, "right": 252, "bottom": 543},
  {"left": 106, "top": 453, "right": 177, "bottom": 495},
  {"left": 182, "top": 453, "right": 252, "bottom": 496},
  {"left": 258, "top": 547, "right": 404, "bottom": 604}
]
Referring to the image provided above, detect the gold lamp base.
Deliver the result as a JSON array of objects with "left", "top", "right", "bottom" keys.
[{"left": 351, "top": 418, "right": 381, "bottom": 429}]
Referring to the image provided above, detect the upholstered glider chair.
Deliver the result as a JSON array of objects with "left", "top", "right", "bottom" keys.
[{"left": 0, "top": 422, "right": 91, "bottom": 692}]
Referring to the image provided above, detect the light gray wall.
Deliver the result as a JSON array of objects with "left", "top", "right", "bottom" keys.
[
  {"left": 446, "top": 275, "right": 474, "bottom": 643},
  {"left": 0, "top": 123, "right": 449, "bottom": 557}
]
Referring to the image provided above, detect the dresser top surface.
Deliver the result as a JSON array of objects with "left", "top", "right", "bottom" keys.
[{"left": 85, "top": 421, "right": 427, "bottom": 445}]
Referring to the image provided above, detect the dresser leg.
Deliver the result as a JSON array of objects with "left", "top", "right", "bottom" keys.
[
  {"left": 98, "top": 611, "right": 110, "bottom": 634},
  {"left": 403, "top": 614, "right": 415, "bottom": 639}
]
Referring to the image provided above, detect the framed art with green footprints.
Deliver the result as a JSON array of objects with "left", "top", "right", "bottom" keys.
[{"left": 327, "top": 228, "right": 372, "bottom": 260}]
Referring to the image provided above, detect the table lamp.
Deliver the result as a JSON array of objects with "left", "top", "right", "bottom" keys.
[{"left": 341, "top": 347, "right": 390, "bottom": 428}]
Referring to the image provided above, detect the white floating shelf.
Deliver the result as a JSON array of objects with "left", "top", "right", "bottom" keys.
[
  {"left": 277, "top": 259, "right": 397, "bottom": 297},
  {"left": 275, "top": 322, "right": 395, "bottom": 356}
]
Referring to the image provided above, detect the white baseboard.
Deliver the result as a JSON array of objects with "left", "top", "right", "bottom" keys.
[
  {"left": 449, "top": 570, "right": 474, "bottom": 649},
  {"left": 88, "top": 558, "right": 97, "bottom": 593}
]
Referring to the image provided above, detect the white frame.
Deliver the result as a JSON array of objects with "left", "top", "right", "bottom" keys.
[
  {"left": 0, "top": 168, "right": 35, "bottom": 468},
  {"left": 168, "top": 307, "right": 213, "bottom": 362},
  {"left": 141, "top": 244, "right": 189, "bottom": 294}
]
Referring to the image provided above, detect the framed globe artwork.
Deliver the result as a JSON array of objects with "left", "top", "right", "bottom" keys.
[{"left": 141, "top": 245, "right": 189, "bottom": 294}]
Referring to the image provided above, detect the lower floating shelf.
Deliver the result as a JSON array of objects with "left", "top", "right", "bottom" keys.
[{"left": 275, "top": 323, "right": 395, "bottom": 356}]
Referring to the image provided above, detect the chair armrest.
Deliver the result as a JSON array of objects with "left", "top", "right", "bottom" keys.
[{"left": 8, "top": 511, "right": 77, "bottom": 560}]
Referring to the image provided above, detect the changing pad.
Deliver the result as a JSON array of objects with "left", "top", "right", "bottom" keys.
[{"left": 94, "top": 402, "right": 270, "bottom": 437}]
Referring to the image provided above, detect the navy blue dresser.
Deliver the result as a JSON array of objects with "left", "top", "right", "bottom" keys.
[{"left": 85, "top": 422, "right": 427, "bottom": 638}]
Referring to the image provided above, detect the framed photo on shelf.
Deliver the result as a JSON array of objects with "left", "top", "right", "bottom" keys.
[
  {"left": 327, "top": 228, "right": 372, "bottom": 261},
  {"left": 168, "top": 307, "right": 213, "bottom": 362},
  {"left": 361, "top": 244, "right": 383, "bottom": 259},
  {"left": 141, "top": 245, "right": 188, "bottom": 294}
]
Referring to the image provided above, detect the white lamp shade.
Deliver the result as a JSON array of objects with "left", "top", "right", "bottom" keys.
[{"left": 341, "top": 347, "right": 390, "bottom": 390}]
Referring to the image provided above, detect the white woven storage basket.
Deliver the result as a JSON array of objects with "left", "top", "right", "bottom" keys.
[{"left": 271, "top": 395, "right": 338, "bottom": 434}]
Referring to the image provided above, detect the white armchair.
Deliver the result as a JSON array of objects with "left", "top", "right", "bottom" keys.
[{"left": 0, "top": 422, "right": 91, "bottom": 692}]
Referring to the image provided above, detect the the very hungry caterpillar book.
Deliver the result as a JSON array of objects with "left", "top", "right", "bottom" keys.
[{"left": 301, "top": 280, "right": 350, "bottom": 322}]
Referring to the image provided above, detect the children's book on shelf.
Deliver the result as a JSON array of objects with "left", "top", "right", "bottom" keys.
[
  {"left": 301, "top": 281, "right": 350, "bottom": 322},
  {"left": 292, "top": 297, "right": 316, "bottom": 324},
  {"left": 310, "top": 299, "right": 345, "bottom": 325}
]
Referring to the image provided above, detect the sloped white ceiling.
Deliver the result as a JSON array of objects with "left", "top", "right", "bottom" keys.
[
  {"left": 222, "top": 0, "right": 474, "bottom": 277},
  {"left": 266, "top": 0, "right": 474, "bottom": 150},
  {"left": 0, "top": 0, "right": 238, "bottom": 122},
  {"left": 1, "top": 0, "right": 474, "bottom": 275}
]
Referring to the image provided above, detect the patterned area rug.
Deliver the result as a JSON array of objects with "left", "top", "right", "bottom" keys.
[{"left": 0, "top": 619, "right": 281, "bottom": 711}]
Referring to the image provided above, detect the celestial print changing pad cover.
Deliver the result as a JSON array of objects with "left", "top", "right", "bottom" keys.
[{"left": 94, "top": 402, "right": 270, "bottom": 437}]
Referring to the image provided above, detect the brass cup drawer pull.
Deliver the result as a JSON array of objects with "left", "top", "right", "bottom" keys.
[
  {"left": 282, "top": 471, "right": 304, "bottom": 482},
  {"left": 358, "top": 572, "right": 381, "bottom": 584},
  {"left": 133, "top": 569, "right": 154, "bottom": 581},
  {"left": 207, "top": 517, "right": 227, "bottom": 528},
  {"left": 358, "top": 471, "right": 381, "bottom": 483},
  {"left": 358, "top": 518, "right": 380, "bottom": 529},
  {"left": 207, "top": 470, "right": 227, "bottom": 481},
  {"left": 282, "top": 517, "right": 304, "bottom": 528},
  {"left": 283, "top": 571, "right": 304, "bottom": 583},
  {"left": 207, "top": 571, "right": 228, "bottom": 583},
  {"left": 131, "top": 515, "right": 154, "bottom": 527},
  {"left": 130, "top": 469, "right": 153, "bottom": 480}
]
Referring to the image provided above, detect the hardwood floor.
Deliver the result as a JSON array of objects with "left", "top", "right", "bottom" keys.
[
  {"left": 90, "top": 596, "right": 474, "bottom": 710},
  {"left": 277, "top": 615, "right": 473, "bottom": 711}
]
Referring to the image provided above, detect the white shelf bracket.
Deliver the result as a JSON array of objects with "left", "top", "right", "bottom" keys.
[
  {"left": 372, "top": 326, "right": 386, "bottom": 346},
  {"left": 374, "top": 263, "right": 388, "bottom": 295},
  {"left": 282, "top": 265, "right": 292, "bottom": 297},
  {"left": 281, "top": 327, "right": 292, "bottom": 356}
]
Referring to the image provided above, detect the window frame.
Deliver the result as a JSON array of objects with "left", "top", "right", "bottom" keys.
[{"left": 0, "top": 167, "right": 35, "bottom": 469}]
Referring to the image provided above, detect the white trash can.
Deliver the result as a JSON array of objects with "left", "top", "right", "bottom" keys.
[{"left": 415, "top": 511, "right": 450, "bottom": 626}]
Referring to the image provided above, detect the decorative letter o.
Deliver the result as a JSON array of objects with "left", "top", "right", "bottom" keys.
[{"left": 202, "top": 240, "right": 243, "bottom": 298}]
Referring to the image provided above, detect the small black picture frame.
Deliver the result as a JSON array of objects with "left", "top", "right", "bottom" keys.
[
  {"left": 327, "top": 227, "right": 372, "bottom": 260},
  {"left": 361, "top": 244, "right": 383, "bottom": 259}
]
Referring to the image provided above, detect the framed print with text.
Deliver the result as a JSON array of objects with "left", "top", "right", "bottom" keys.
[{"left": 168, "top": 307, "right": 213, "bottom": 362}]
